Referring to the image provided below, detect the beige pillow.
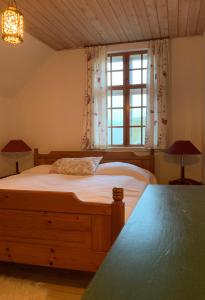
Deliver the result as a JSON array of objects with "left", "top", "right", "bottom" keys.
[{"left": 50, "top": 157, "right": 103, "bottom": 175}]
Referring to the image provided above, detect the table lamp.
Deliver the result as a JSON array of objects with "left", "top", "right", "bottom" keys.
[
  {"left": 1, "top": 140, "right": 32, "bottom": 174},
  {"left": 166, "top": 140, "right": 201, "bottom": 185}
]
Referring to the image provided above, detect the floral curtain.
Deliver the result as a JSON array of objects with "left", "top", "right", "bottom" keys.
[
  {"left": 82, "top": 46, "right": 107, "bottom": 149},
  {"left": 145, "top": 39, "right": 169, "bottom": 149}
]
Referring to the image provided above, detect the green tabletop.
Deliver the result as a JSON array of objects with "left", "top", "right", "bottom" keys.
[{"left": 82, "top": 185, "right": 205, "bottom": 300}]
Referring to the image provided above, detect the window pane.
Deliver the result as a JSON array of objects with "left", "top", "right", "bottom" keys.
[
  {"left": 112, "top": 90, "right": 123, "bottom": 108},
  {"left": 112, "top": 109, "right": 123, "bottom": 126},
  {"left": 130, "top": 54, "right": 141, "bottom": 69},
  {"left": 143, "top": 89, "right": 147, "bottom": 106},
  {"left": 143, "top": 107, "right": 146, "bottom": 126},
  {"left": 143, "top": 69, "right": 147, "bottom": 84},
  {"left": 130, "top": 127, "right": 141, "bottom": 145},
  {"left": 112, "top": 71, "right": 123, "bottom": 86},
  {"left": 108, "top": 128, "right": 111, "bottom": 145},
  {"left": 130, "top": 89, "right": 141, "bottom": 107},
  {"left": 107, "top": 52, "right": 148, "bottom": 147},
  {"left": 143, "top": 54, "right": 148, "bottom": 68},
  {"left": 108, "top": 109, "right": 111, "bottom": 126},
  {"left": 112, "top": 56, "right": 123, "bottom": 71},
  {"left": 107, "top": 72, "right": 111, "bottom": 86},
  {"left": 112, "top": 128, "right": 123, "bottom": 145},
  {"left": 130, "top": 70, "right": 141, "bottom": 84},
  {"left": 130, "top": 108, "right": 141, "bottom": 126},
  {"left": 107, "top": 90, "right": 111, "bottom": 108},
  {"left": 107, "top": 57, "right": 111, "bottom": 71},
  {"left": 142, "top": 127, "right": 146, "bottom": 145}
]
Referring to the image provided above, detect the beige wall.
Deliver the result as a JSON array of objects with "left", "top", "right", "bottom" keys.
[
  {"left": 0, "top": 97, "right": 15, "bottom": 176},
  {"left": 0, "top": 33, "right": 54, "bottom": 175},
  {"left": 0, "top": 33, "right": 54, "bottom": 98},
  {"left": 162, "top": 36, "right": 204, "bottom": 184},
  {"left": 13, "top": 49, "right": 86, "bottom": 171},
  {"left": 158, "top": 36, "right": 203, "bottom": 183},
  {"left": 1, "top": 36, "right": 204, "bottom": 183}
]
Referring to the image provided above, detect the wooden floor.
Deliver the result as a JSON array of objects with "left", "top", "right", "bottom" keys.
[{"left": 0, "top": 262, "right": 94, "bottom": 300}]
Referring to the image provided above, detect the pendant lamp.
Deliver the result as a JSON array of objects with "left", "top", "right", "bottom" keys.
[{"left": 1, "top": 0, "right": 24, "bottom": 44}]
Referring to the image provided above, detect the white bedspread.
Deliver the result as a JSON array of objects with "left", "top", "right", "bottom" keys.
[{"left": 0, "top": 173, "right": 147, "bottom": 221}]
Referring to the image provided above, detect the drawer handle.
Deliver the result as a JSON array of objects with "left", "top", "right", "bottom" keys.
[
  {"left": 5, "top": 248, "right": 10, "bottom": 252},
  {"left": 49, "top": 261, "right": 54, "bottom": 266},
  {"left": 50, "top": 248, "right": 55, "bottom": 253},
  {"left": 47, "top": 220, "right": 52, "bottom": 224}
]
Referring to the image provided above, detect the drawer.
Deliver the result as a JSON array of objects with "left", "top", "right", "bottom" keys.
[
  {"left": 0, "top": 210, "right": 92, "bottom": 248},
  {"left": 0, "top": 210, "right": 91, "bottom": 231},
  {"left": 0, "top": 241, "right": 105, "bottom": 271}
]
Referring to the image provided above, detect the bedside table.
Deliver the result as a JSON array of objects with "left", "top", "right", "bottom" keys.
[{"left": 169, "top": 178, "right": 202, "bottom": 185}]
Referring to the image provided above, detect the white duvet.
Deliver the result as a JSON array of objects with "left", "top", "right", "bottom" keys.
[{"left": 0, "top": 164, "right": 154, "bottom": 221}]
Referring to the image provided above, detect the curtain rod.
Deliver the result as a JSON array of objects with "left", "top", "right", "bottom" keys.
[{"left": 84, "top": 36, "right": 169, "bottom": 48}]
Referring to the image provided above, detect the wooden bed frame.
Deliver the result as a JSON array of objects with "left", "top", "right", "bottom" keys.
[{"left": 0, "top": 149, "right": 154, "bottom": 272}]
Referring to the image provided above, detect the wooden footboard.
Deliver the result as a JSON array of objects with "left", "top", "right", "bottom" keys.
[{"left": 0, "top": 188, "right": 124, "bottom": 272}]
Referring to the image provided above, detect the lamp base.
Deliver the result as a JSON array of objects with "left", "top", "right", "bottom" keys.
[
  {"left": 169, "top": 178, "right": 202, "bottom": 185},
  {"left": 16, "top": 161, "right": 19, "bottom": 174}
]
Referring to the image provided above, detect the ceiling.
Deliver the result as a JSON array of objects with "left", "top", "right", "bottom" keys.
[{"left": 0, "top": 0, "right": 205, "bottom": 50}]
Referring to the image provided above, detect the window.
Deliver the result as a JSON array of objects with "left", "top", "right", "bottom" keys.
[{"left": 107, "top": 51, "right": 148, "bottom": 147}]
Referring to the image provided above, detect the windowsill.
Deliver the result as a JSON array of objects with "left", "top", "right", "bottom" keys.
[
  {"left": 107, "top": 146, "right": 147, "bottom": 152},
  {"left": 105, "top": 147, "right": 162, "bottom": 153}
]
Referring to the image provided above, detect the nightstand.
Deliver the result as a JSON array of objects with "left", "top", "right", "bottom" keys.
[{"left": 169, "top": 178, "right": 202, "bottom": 185}]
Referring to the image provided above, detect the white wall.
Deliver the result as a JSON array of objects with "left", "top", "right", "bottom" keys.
[{"left": 0, "top": 35, "right": 204, "bottom": 183}]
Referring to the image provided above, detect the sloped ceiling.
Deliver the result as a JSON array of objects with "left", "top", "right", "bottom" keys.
[
  {"left": 0, "top": 33, "right": 54, "bottom": 98},
  {"left": 0, "top": 0, "right": 205, "bottom": 50}
]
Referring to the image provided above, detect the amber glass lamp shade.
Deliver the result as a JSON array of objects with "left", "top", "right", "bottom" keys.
[
  {"left": 2, "top": 140, "right": 31, "bottom": 174},
  {"left": 1, "top": 0, "right": 24, "bottom": 44}
]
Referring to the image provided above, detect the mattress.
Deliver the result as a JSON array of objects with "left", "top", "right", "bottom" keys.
[{"left": 0, "top": 165, "right": 155, "bottom": 221}]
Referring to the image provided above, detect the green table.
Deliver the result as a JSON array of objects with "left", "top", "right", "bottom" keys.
[{"left": 82, "top": 185, "right": 205, "bottom": 300}]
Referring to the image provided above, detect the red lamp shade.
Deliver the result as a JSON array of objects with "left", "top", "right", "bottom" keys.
[
  {"left": 166, "top": 140, "right": 201, "bottom": 155},
  {"left": 167, "top": 140, "right": 201, "bottom": 183},
  {"left": 1, "top": 140, "right": 31, "bottom": 174},
  {"left": 1, "top": 140, "right": 31, "bottom": 153}
]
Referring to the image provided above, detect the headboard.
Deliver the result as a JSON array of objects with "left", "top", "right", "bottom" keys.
[{"left": 34, "top": 149, "right": 155, "bottom": 173}]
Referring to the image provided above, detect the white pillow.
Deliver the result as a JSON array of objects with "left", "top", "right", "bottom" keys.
[
  {"left": 21, "top": 165, "right": 51, "bottom": 174},
  {"left": 50, "top": 157, "right": 103, "bottom": 175},
  {"left": 96, "top": 162, "right": 156, "bottom": 184}
]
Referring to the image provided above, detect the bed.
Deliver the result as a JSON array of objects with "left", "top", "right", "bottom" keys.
[{"left": 0, "top": 149, "right": 155, "bottom": 272}]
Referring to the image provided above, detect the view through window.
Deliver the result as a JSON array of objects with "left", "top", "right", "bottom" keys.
[{"left": 107, "top": 51, "right": 148, "bottom": 146}]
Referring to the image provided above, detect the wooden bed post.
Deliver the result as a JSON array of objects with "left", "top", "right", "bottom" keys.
[{"left": 111, "top": 188, "right": 125, "bottom": 242}]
